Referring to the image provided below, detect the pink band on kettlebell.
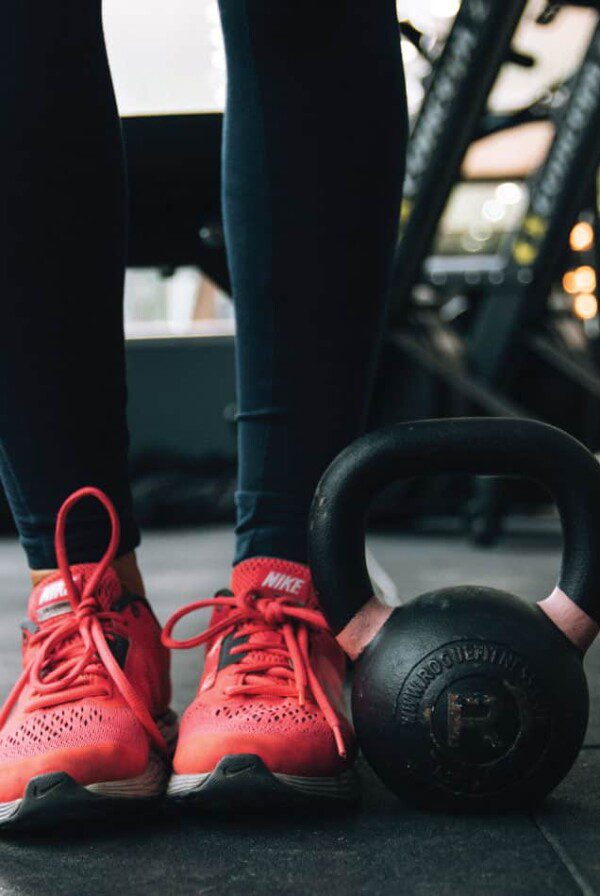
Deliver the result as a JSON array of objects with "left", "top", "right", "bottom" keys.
[
  {"left": 337, "top": 596, "right": 393, "bottom": 660},
  {"left": 538, "top": 587, "right": 599, "bottom": 653}
]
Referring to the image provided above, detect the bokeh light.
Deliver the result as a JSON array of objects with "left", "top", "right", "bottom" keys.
[
  {"left": 573, "top": 292, "right": 598, "bottom": 320},
  {"left": 569, "top": 221, "right": 595, "bottom": 253}
]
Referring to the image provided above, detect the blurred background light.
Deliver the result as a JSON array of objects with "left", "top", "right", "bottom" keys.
[
  {"left": 495, "top": 182, "right": 524, "bottom": 206},
  {"left": 570, "top": 221, "right": 595, "bottom": 253},
  {"left": 482, "top": 200, "right": 506, "bottom": 223},
  {"left": 573, "top": 292, "right": 598, "bottom": 320},
  {"left": 564, "top": 266, "right": 597, "bottom": 295}
]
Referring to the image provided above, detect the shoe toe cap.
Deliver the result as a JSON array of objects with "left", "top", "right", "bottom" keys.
[
  {"left": 0, "top": 705, "right": 149, "bottom": 803},
  {"left": 174, "top": 698, "right": 356, "bottom": 776}
]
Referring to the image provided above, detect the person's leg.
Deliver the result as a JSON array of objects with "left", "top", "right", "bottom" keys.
[
  {"left": 164, "top": 0, "right": 407, "bottom": 805},
  {"left": 221, "top": 0, "right": 407, "bottom": 564},
  {"left": 1, "top": 0, "right": 140, "bottom": 586},
  {"left": 0, "top": 1, "right": 172, "bottom": 829}
]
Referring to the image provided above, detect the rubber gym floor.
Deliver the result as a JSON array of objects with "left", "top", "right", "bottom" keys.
[{"left": 0, "top": 524, "right": 598, "bottom": 896}]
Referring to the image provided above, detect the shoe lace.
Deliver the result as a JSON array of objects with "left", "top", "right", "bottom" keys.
[
  {"left": 162, "top": 590, "right": 347, "bottom": 758},
  {"left": 0, "top": 487, "right": 167, "bottom": 753}
]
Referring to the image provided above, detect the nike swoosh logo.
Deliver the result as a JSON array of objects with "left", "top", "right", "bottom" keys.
[
  {"left": 31, "top": 777, "right": 67, "bottom": 798},
  {"left": 222, "top": 763, "right": 257, "bottom": 778}
]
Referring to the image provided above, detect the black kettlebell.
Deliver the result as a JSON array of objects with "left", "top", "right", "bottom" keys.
[{"left": 309, "top": 418, "right": 600, "bottom": 809}]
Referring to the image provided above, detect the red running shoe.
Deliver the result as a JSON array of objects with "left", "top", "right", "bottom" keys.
[
  {"left": 162, "top": 557, "right": 359, "bottom": 806},
  {"left": 0, "top": 488, "right": 176, "bottom": 830}
]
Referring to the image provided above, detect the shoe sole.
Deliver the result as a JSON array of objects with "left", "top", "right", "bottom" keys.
[
  {"left": 167, "top": 754, "right": 361, "bottom": 809},
  {"left": 0, "top": 709, "right": 178, "bottom": 833}
]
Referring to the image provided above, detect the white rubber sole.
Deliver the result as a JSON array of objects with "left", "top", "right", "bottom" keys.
[
  {"left": 86, "top": 750, "right": 170, "bottom": 798},
  {"left": 0, "top": 752, "right": 168, "bottom": 821},
  {"left": 0, "top": 708, "right": 178, "bottom": 830},
  {"left": 167, "top": 754, "right": 361, "bottom": 805}
]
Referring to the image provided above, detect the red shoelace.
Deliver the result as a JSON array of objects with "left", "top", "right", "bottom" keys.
[
  {"left": 162, "top": 591, "right": 347, "bottom": 758},
  {"left": 0, "top": 487, "right": 167, "bottom": 753}
]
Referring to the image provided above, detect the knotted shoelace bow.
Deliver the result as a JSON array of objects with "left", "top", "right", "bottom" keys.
[
  {"left": 162, "top": 590, "right": 347, "bottom": 758},
  {"left": 0, "top": 487, "right": 167, "bottom": 753}
]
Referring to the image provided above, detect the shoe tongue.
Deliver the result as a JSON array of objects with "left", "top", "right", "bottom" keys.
[
  {"left": 227, "top": 559, "right": 316, "bottom": 677},
  {"left": 231, "top": 557, "right": 317, "bottom": 607},
  {"left": 29, "top": 563, "right": 123, "bottom": 625}
]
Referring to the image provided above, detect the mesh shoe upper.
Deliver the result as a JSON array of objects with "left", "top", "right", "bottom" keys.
[
  {"left": 163, "top": 557, "right": 357, "bottom": 777},
  {"left": 0, "top": 704, "right": 141, "bottom": 762}
]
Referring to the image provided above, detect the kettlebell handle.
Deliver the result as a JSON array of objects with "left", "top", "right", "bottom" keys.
[{"left": 309, "top": 418, "right": 600, "bottom": 635}]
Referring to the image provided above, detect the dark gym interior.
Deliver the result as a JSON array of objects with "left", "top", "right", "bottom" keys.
[{"left": 4, "top": 0, "right": 600, "bottom": 893}]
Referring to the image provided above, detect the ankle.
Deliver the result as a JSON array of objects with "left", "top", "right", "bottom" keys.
[
  {"left": 29, "top": 551, "right": 145, "bottom": 597},
  {"left": 112, "top": 552, "right": 146, "bottom": 597},
  {"left": 30, "top": 567, "right": 58, "bottom": 589}
]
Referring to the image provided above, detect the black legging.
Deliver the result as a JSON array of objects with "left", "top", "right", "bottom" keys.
[{"left": 0, "top": 1, "right": 406, "bottom": 570}]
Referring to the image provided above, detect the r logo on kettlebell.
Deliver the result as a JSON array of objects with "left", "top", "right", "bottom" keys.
[
  {"left": 397, "top": 638, "right": 549, "bottom": 778},
  {"left": 446, "top": 690, "right": 501, "bottom": 751}
]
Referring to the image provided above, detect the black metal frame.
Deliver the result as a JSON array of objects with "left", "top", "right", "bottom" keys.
[
  {"left": 468, "top": 20, "right": 600, "bottom": 393},
  {"left": 389, "top": 0, "right": 528, "bottom": 323},
  {"left": 386, "top": 4, "right": 600, "bottom": 422},
  {"left": 376, "top": 0, "right": 540, "bottom": 425},
  {"left": 377, "top": 2, "right": 600, "bottom": 538}
]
